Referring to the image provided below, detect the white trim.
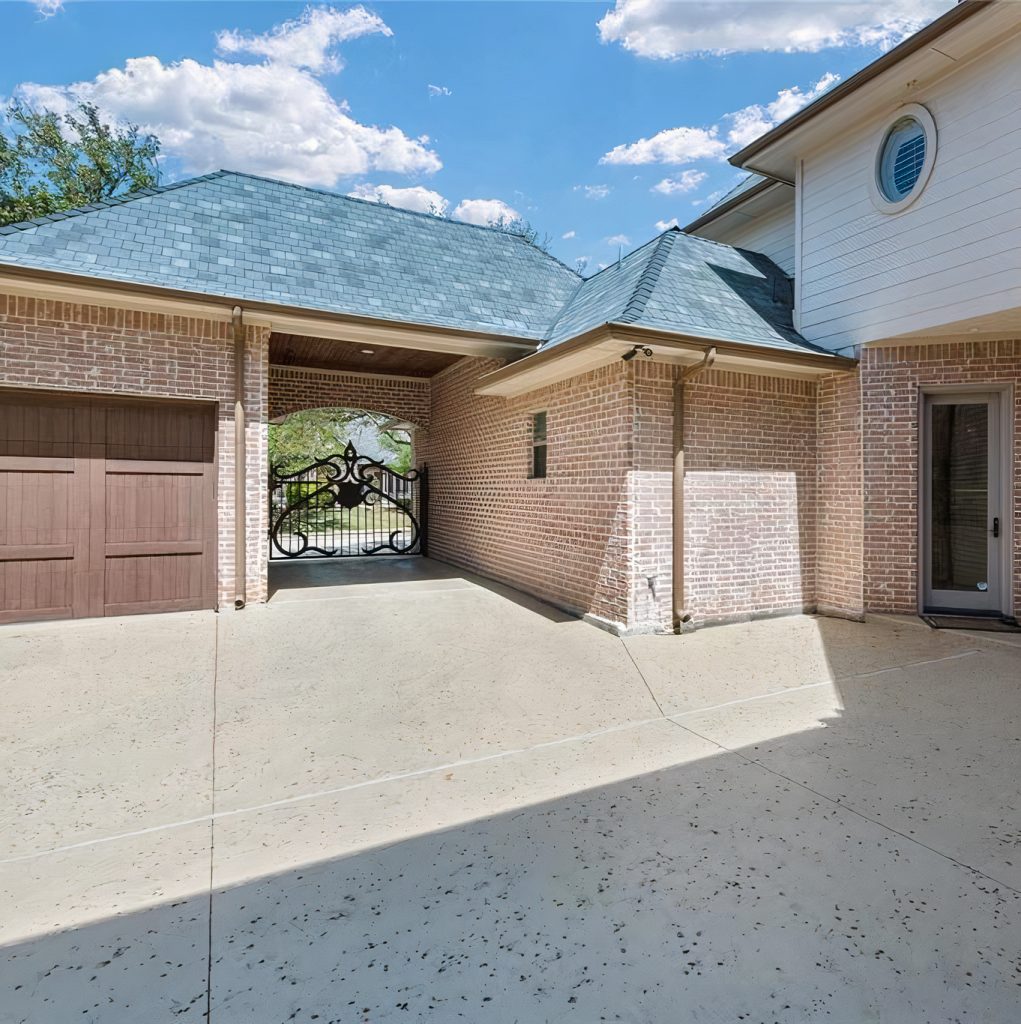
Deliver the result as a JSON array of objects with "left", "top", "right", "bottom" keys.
[
  {"left": 917, "top": 383, "right": 1014, "bottom": 617},
  {"left": 793, "top": 158, "right": 804, "bottom": 331},
  {"left": 868, "top": 103, "right": 937, "bottom": 215}
]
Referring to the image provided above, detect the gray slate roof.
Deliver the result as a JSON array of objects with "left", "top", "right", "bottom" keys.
[
  {"left": 546, "top": 229, "right": 820, "bottom": 355},
  {"left": 0, "top": 169, "right": 829, "bottom": 359},
  {"left": 705, "top": 173, "right": 767, "bottom": 214},
  {"left": 0, "top": 170, "right": 580, "bottom": 341}
]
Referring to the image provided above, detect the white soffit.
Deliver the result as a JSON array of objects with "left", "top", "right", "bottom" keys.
[{"left": 740, "top": 5, "right": 1018, "bottom": 182}]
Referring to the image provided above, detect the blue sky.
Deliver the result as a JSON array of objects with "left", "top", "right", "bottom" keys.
[{"left": 4, "top": 1, "right": 951, "bottom": 270}]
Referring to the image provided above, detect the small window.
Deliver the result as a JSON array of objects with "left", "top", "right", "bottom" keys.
[
  {"left": 870, "top": 104, "right": 936, "bottom": 214},
  {"left": 530, "top": 411, "right": 547, "bottom": 479},
  {"left": 879, "top": 117, "right": 926, "bottom": 200}
]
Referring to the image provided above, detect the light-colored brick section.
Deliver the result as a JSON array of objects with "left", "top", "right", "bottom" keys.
[
  {"left": 630, "top": 361, "right": 674, "bottom": 630},
  {"left": 862, "top": 339, "right": 1021, "bottom": 615},
  {"left": 269, "top": 365, "right": 431, "bottom": 428},
  {"left": 682, "top": 369, "right": 818, "bottom": 626},
  {"left": 0, "top": 292, "right": 270, "bottom": 607},
  {"left": 817, "top": 370, "right": 864, "bottom": 619}
]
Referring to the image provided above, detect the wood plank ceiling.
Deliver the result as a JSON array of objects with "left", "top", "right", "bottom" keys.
[{"left": 270, "top": 334, "right": 464, "bottom": 377}]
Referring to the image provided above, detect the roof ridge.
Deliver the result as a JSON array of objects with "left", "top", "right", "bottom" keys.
[
  {"left": 562, "top": 231, "right": 663, "bottom": 290},
  {"left": 538, "top": 231, "right": 671, "bottom": 345},
  {"left": 0, "top": 171, "right": 231, "bottom": 236},
  {"left": 214, "top": 170, "right": 581, "bottom": 276},
  {"left": 0, "top": 167, "right": 579, "bottom": 279},
  {"left": 617, "top": 230, "right": 678, "bottom": 324}
]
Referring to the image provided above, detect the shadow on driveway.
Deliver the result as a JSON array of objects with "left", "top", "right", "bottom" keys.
[{"left": 2, "top": 563, "right": 1020, "bottom": 1022}]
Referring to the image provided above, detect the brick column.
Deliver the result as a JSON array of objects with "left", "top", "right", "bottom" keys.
[{"left": 816, "top": 369, "right": 864, "bottom": 619}]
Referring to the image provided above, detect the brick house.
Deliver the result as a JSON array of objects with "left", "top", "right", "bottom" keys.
[{"left": 1, "top": 0, "right": 1018, "bottom": 634}]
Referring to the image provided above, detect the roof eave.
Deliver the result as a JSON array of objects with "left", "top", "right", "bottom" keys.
[
  {"left": 683, "top": 177, "right": 785, "bottom": 233},
  {"left": 476, "top": 322, "right": 856, "bottom": 397},
  {"left": 0, "top": 262, "right": 538, "bottom": 358},
  {"left": 729, "top": 0, "right": 992, "bottom": 171}
]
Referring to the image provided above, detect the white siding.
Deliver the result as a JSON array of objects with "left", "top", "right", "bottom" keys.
[
  {"left": 708, "top": 196, "right": 796, "bottom": 276},
  {"left": 798, "top": 32, "right": 1021, "bottom": 352}
]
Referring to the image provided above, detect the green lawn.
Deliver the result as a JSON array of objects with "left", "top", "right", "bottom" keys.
[{"left": 277, "top": 506, "right": 412, "bottom": 533}]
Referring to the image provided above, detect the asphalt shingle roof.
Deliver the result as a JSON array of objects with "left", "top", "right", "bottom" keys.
[
  {"left": 545, "top": 228, "right": 821, "bottom": 355},
  {"left": 0, "top": 169, "right": 830, "bottom": 359}
]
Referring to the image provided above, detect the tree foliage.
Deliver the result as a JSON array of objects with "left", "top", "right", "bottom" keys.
[
  {"left": 0, "top": 101, "right": 161, "bottom": 227},
  {"left": 486, "top": 214, "right": 552, "bottom": 253},
  {"left": 268, "top": 408, "right": 413, "bottom": 476}
]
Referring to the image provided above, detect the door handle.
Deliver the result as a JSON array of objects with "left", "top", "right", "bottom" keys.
[{"left": 992, "top": 517, "right": 1000, "bottom": 538}]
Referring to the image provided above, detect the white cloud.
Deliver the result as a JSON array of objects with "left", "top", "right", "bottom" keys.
[
  {"left": 574, "top": 183, "right": 611, "bottom": 199},
  {"left": 451, "top": 198, "right": 521, "bottom": 226},
  {"left": 602, "top": 73, "right": 839, "bottom": 167},
  {"left": 726, "top": 72, "right": 840, "bottom": 147},
  {"left": 427, "top": 84, "right": 452, "bottom": 97},
  {"left": 606, "top": 233, "right": 630, "bottom": 247},
  {"left": 562, "top": 230, "right": 576, "bottom": 240},
  {"left": 216, "top": 5, "right": 389, "bottom": 73},
  {"left": 14, "top": 9, "right": 440, "bottom": 188},
  {"left": 601, "top": 126, "right": 726, "bottom": 166},
  {"left": 655, "top": 217, "right": 680, "bottom": 231},
  {"left": 28, "top": 0, "right": 63, "bottom": 15},
  {"left": 651, "top": 170, "right": 707, "bottom": 194},
  {"left": 598, "top": 0, "right": 950, "bottom": 59},
  {"left": 348, "top": 183, "right": 448, "bottom": 215}
]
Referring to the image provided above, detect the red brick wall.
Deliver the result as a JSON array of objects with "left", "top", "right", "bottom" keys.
[
  {"left": 817, "top": 370, "right": 864, "bottom": 618},
  {"left": 422, "top": 356, "right": 635, "bottom": 630},
  {"left": 682, "top": 369, "right": 818, "bottom": 626},
  {"left": 862, "top": 340, "right": 1021, "bottom": 615},
  {"left": 269, "top": 365, "right": 431, "bottom": 428},
  {"left": 424, "top": 358, "right": 826, "bottom": 632},
  {"left": 0, "top": 292, "right": 269, "bottom": 607}
]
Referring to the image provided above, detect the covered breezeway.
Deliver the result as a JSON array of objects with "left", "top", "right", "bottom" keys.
[{"left": 2, "top": 556, "right": 1020, "bottom": 1022}]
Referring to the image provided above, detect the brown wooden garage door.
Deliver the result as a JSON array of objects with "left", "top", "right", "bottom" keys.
[{"left": 0, "top": 391, "right": 216, "bottom": 624}]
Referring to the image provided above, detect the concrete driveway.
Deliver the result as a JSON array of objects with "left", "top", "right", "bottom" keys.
[{"left": 2, "top": 557, "right": 1020, "bottom": 1023}]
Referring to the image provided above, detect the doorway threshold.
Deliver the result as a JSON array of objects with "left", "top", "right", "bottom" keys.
[{"left": 921, "top": 614, "right": 1021, "bottom": 633}]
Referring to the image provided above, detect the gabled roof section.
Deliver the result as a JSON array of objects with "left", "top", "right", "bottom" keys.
[
  {"left": 706, "top": 174, "right": 769, "bottom": 214},
  {"left": 730, "top": 0, "right": 994, "bottom": 175},
  {"left": 546, "top": 228, "right": 820, "bottom": 356},
  {"left": 683, "top": 174, "right": 782, "bottom": 233},
  {"left": 0, "top": 170, "right": 580, "bottom": 341}
]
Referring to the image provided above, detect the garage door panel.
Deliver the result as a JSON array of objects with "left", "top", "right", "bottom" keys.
[
  {"left": 0, "top": 557, "right": 74, "bottom": 623},
  {"left": 1, "top": 465, "right": 74, "bottom": 544},
  {"left": 0, "top": 415, "right": 84, "bottom": 621},
  {"left": 105, "top": 552, "right": 206, "bottom": 616},
  {"left": 105, "top": 469, "right": 207, "bottom": 545},
  {"left": 0, "top": 393, "right": 215, "bottom": 624},
  {"left": 105, "top": 405, "right": 215, "bottom": 463},
  {"left": 0, "top": 403, "right": 76, "bottom": 459}
]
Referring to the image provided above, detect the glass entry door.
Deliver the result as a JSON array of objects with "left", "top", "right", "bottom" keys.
[{"left": 923, "top": 393, "right": 1003, "bottom": 613}]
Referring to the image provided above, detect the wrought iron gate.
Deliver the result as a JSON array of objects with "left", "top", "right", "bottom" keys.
[{"left": 269, "top": 442, "right": 427, "bottom": 559}]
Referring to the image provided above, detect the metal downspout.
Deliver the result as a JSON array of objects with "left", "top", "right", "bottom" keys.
[
  {"left": 232, "top": 305, "right": 246, "bottom": 610},
  {"left": 672, "top": 347, "right": 716, "bottom": 631}
]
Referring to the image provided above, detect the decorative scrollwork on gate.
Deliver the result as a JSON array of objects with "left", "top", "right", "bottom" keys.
[{"left": 269, "top": 442, "right": 427, "bottom": 559}]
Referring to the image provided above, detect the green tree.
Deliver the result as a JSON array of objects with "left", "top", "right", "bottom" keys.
[
  {"left": 0, "top": 101, "right": 161, "bottom": 227},
  {"left": 269, "top": 408, "right": 412, "bottom": 476}
]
